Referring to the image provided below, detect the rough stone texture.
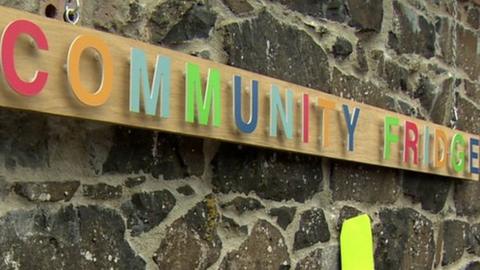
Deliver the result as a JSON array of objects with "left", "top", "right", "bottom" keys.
[
  {"left": 163, "top": 4, "right": 217, "bottom": 44},
  {"left": 177, "top": 184, "right": 196, "bottom": 196},
  {"left": 331, "top": 161, "right": 400, "bottom": 204},
  {"left": 178, "top": 137, "right": 204, "bottom": 176},
  {"left": 274, "top": 0, "right": 349, "bottom": 22},
  {"left": 222, "top": 0, "right": 254, "bottom": 15},
  {"left": 375, "top": 208, "right": 435, "bottom": 270},
  {"left": 455, "top": 181, "right": 480, "bottom": 217},
  {"left": 403, "top": 172, "right": 451, "bottom": 213},
  {"left": 0, "top": 205, "right": 145, "bottom": 269},
  {"left": 457, "top": 95, "right": 480, "bottom": 134},
  {"left": 269, "top": 206, "right": 297, "bottom": 230},
  {"left": 294, "top": 208, "right": 330, "bottom": 250},
  {"left": 295, "top": 246, "right": 339, "bottom": 270},
  {"left": 221, "top": 196, "right": 265, "bottom": 214},
  {"left": 347, "top": 0, "right": 384, "bottom": 32},
  {"left": 213, "top": 144, "right": 323, "bottom": 202},
  {"left": 124, "top": 176, "right": 146, "bottom": 188},
  {"left": 468, "top": 223, "right": 480, "bottom": 256},
  {"left": 438, "top": 220, "right": 469, "bottom": 266},
  {"left": 148, "top": 0, "right": 200, "bottom": 44},
  {"left": 220, "top": 215, "right": 249, "bottom": 235},
  {"left": 0, "top": 1, "right": 479, "bottom": 269},
  {"left": 466, "top": 262, "right": 480, "bottom": 270},
  {"left": 121, "top": 190, "right": 176, "bottom": 236},
  {"left": 337, "top": 206, "right": 362, "bottom": 231},
  {"left": 329, "top": 68, "right": 392, "bottom": 110},
  {"left": 389, "top": 1, "right": 435, "bottom": 58},
  {"left": 0, "top": 113, "right": 49, "bottom": 169},
  {"left": 82, "top": 183, "right": 122, "bottom": 200},
  {"left": 223, "top": 11, "right": 330, "bottom": 91},
  {"left": 219, "top": 219, "right": 290, "bottom": 270},
  {"left": 380, "top": 60, "right": 410, "bottom": 92},
  {"left": 332, "top": 37, "right": 353, "bottom": 59},
  {"left": 103, "top": 128, "right": 187, "bottom": 180},
  {"left": 13, "top": 181, "right": 80, "bottom": 202},
  {"left": 154, "top": 196, "right": 222, "bottom": 270},
  {"left": 455, "top": 24, "right": 479, "bottom": 81}
]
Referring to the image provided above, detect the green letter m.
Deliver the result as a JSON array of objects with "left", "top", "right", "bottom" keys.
[{"left": 185, "top": 62, "right": 221, "bottom": 127}]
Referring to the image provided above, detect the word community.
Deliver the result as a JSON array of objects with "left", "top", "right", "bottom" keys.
[{"left": 0, "top": 11, "right": 478, "bottom": 180}]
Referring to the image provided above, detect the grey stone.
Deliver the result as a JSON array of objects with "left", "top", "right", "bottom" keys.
[
  {"left": 148, "top": 0, "right": 199, "bottom": 43},
  {"left": 332, "top": 37, "right": 353, "bottom": 59},
  {"left": 79, "top": 0, "right": 143, "bottom": 38},
  {"left": 124, "top": 176, "right": 146, "bottom": 188},
  {"left": 295, "top": 246, "right": 340, "bottom": 270},
  {"left": 375, "top": 208, "right": 435, "bottom": 270},
  {"left": 467, "top": 223, "right": 480, "bottom": 256},
  {"left": 455, "top": 23, "right": 479, "bottom": 81},
  {"left": 82, "top": 183, "right": 122, "bottom": 200},
  {"left": 269, "top": 206, "right": 297, "bottom": 230},
  {"left": 103, "top": 127, "right": 187, "bottom": 180},
  {"left": 330, "top": 161, "right": 400, "bottom": 204},
  {"left": 457, "top": 95, "right": 480, "bottom": 134},
  {"left": 0, "top": 112, "right": 49, "bottom": 169},
  {"left": 222, "top": 0, "right": 253, "bottom": 15},
  {"left": 178, "top": 137, "right": 204, "bottom": 176},
  {"left": 388, "top": 1, "right": 435, "bottom": 58},
  {"left": 219, "top": 219, "right": 290, "bottom": 270},
  {"left": 0, "top": 0, "right": 39, "bottom": 12},
  {"left": 466, "top": 261, "right": 480, "bottom": 270},
  {"left": 212, "top": 144, "right": 323, "bottom": 203},
  {"left": 356, "top": 42, "right": 369, "bottom": 72},
  {"left": 221, "top": 197, "right": 265, "bottom": 214},
  {"left": 380, "top": 60, "right": 409, "bottom": 92},
  {"left": 455, "top": 181, "right": 480, "bottom": 217},
  {"left": 163, "top": 4, "right": 217, "bottom": 44},
  {"left": 337, "top": 206, "right": 362, "bottom": 231},
  {"left": 0, "top": 205, "right": 145, "bottom": 269},
  {"left": 403, "top": 172, "right": 452, "bottom": 213},
  {"left": 220, "top": 215, "right": 248, "bottom": 235},
  {"left": 177, "top": 184, "right": 196, "bottom": 196},
  {"left": 439, "top": 220, "right": 468, "bottom": 266},
  {"left": 294, "top": 208, "right": 330, "bottom": 250},
  {"left": 121, "top": 190, "right": 176, "bottom": 236},
  {"left": 273, "top": 0, "right": 349, "bottom": 23},
  {"left": 223, "top": 11, "right": 330, "bottom": 91},
  {"left": 13, "top": 181, "right": 80, "bottom": 202},
  {"left": 154, "top": 196, "right": 222, "bottom": 270},
  {"left": 329, "top": 68, "right": 393, "bottom": 110},
  {"left": 347, "top": 0, "right": 383, "bottom": 32}
]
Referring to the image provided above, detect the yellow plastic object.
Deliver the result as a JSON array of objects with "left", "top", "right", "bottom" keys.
[{"left": 340, "top": 214, "right": 374, "bottom": 270}]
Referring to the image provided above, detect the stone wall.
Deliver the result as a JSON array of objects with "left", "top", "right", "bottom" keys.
[{"left": 0, "top": 0, "right": 479, "bottom": 269}]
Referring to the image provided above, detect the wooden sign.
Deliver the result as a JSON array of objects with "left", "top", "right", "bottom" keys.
[{"left": 0, "top": 6, "right": 478, "bottom": 181}]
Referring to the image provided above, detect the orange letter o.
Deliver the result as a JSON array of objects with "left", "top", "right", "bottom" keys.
[{"left": 67, "top": 35, "right": 113, "bottom": 106}]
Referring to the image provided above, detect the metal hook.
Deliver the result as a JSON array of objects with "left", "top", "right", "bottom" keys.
[{"left": 64, "top": 0, "right": 80, "bottom": 24}]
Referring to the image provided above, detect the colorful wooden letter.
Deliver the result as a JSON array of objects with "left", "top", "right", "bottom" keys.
[
  {"left": 318, "top": 98, "right": 336, "bottom": 148},
  {"left": 185, "top": 62, "right": 221, "bottom": 127},
  {"left": 233, "top": 75, "right": 258, "bottom": 133},
  {"left": 383, "top": 116, "right": 399, "bottom": 160},
  {"left": 130, "top": 48, "right": 171, "bottom": 117},
  {"left": 67, "top": 34, "right": 113, "bottom": 106},
  {"left": 470, "top": 137, "right": 479, "bottom": 174},
  {"left": 1, "top": 19, "right": 48, "bottom": 96},
  {"left": 434, "top": 129, "right": 447, "bottom": 168},
  {"left": 302, "top": 94, "right": 310, "bottom": 143},
  {"left": 342, "top": 104, "right": 360, "bottom": 152},
  {"left": 403, "top": 120, "right": 419, "bottom": 164},
  {"left": 450, "top": 133, "right": 465, "bottom": 173},
  {"left": 269, "top": 85, "right": 293, "bottom": 139}
]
